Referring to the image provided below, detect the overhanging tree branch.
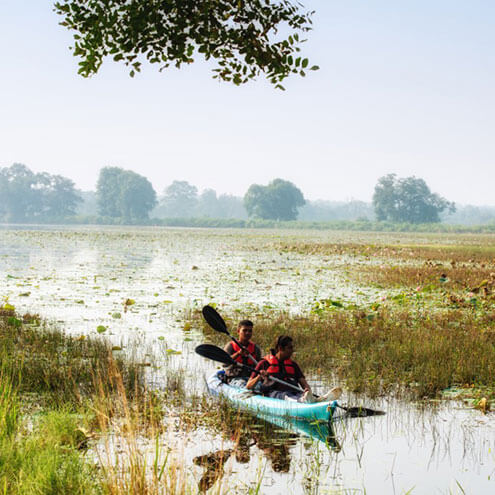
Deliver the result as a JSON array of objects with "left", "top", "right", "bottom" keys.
[{"left": 54, "top": 0, "right": 318, "bottom": 88}]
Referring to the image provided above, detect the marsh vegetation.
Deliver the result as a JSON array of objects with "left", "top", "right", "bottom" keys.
[{"left": 2, "top": 226, "right": 495, "bottom": 493}]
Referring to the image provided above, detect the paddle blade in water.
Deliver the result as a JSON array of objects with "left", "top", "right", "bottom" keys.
[
  {"left": 202, "top": 305, "right": 229, "bottom": 334},
  {"left": 343, "top": 406, "right": 385, "bottom": 418},
  {"left": 195, "top": 344, "right": 235, "bottom": 366}
]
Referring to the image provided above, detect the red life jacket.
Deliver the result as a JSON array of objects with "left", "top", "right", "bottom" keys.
[
  {"left": 263, "top": 354, "right": 296, "bottom": 379},
  {"left": 231, "top": 341, "right": 257, "bottom": 366}
]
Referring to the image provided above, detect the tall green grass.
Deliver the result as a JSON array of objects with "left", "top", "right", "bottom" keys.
[
  {"left": 0, "top": 372, "right": 101, "bottom": 495},
  {"left": 0, "top": 307, "right": 143, "bottom": 408}
]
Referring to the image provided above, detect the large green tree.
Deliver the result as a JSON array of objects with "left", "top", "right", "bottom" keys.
[
  {"left": 36, "top": 172, "right": 83, "bottom": 218},
  {"left": 373, "top": 174, "right": 455, "bottom": 223},
  {"left": 244, "top": 178, "right": 305, "bottom": 220},
  {"left": 54, "top": 0, "right": 317, "bottom": 88},
  {"left": 159, "top": 180, "right": 198, "bottom": 218},
  {"left": 96, "top": 167, "right": 157, "bottom": 220},
  {"left": 0, "top": 164, "right": 81, "bottom": 222}
]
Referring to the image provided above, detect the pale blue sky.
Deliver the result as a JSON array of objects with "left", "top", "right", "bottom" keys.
[{"left": 1, "top": 1, "right": 494, "bottom": 204}]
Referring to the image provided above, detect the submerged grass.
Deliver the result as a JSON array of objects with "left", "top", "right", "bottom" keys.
[{"left": 273, "top": 238, "right": 495, "bottom": 262}]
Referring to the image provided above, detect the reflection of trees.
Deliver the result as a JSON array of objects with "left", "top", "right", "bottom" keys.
[{"left": 0, "top": 232, "right": 80, "bottom": 274}]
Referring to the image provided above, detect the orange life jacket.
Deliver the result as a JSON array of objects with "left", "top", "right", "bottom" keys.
[
  {"left": 231, "top": 341, "right": 257, "bottom": 366},
  {"left": 263, "top": 354, "right": 296, "bottom": 378}
]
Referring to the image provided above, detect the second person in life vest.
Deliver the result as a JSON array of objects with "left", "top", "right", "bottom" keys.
[
  {"left": 245, "top": 335, "right": 312, "bottom": 402},
  {"left": 245, "top": 335, "right": 342, "bottom": 403}
]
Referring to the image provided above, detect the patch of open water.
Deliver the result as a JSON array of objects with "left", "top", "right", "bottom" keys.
[{"left": 1, "top": 225, "right": 494, "bottom": 494}]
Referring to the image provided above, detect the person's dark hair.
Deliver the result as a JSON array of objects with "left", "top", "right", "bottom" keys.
[
  {"left": 238, "top": 319, "right": 253, "bottom": 328},
  {"left": 270, "top": 335, "right": 293, "bottom": 355}
]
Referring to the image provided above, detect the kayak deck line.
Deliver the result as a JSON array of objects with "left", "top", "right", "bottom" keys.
[{"left": 206, "top": 370, "right": 338, "bottom": 423}]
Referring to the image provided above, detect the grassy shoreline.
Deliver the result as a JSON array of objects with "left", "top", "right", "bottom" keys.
[{"left": 0, "top": 305, "right": 193, "bottom": 494}]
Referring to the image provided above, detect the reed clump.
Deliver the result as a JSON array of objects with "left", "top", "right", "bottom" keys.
[
  {"left": 350, "top": 262, "right": 495, "bottom": 291},
  {"left": 0, "top": 307, "right": 196, "bottom": 494},
  {"left": 0, "top": 306, "right": 144, "bottom": 408},
  {"left": 195, "top": 306, "right": 495, "bottom": 400}
]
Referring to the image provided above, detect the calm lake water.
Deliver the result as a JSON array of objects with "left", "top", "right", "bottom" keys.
[{"left": 1, "top": 225, "right": 494, "bottom": 494}]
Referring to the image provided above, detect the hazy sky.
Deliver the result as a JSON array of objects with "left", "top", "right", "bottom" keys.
[{"left": 1, "top": 1, "right": 494, "bottom": 204}]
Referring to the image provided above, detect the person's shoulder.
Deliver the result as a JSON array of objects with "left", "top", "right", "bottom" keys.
[
  {"left": 291, "top": 360, "right": 304, "bottom": 376},
  {"left": 290, "top": 359, "right": 302, "bottom": 369},
  {"left": 255, "top": 358, "right": 269, "bottom": 369},
  {"left": 224, "top": 342, "right": 234, "bottom": 353}
]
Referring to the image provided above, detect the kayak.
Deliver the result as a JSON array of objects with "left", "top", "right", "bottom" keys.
[{"left": 206, "top": 370, "right": 338, "bottom": 422}]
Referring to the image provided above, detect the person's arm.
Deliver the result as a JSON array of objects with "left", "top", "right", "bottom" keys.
[
  {"left": 246, "top": 361, "right": 268, "bottom": 389},
  {"left": 298, "top": 377, "right": 312, "bottom": 393},
  {"left": 294, "top": 362, "right": 312, "bottom": 393},
  {"left": 224, "top": 342, "right": 239, "bottom": 358}
]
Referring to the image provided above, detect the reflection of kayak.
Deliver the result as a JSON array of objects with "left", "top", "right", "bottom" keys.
[
  {"left": 254, "top": 412, "right": 340, "bottom": 448},
  {"left": 206, "top": 370, "right": 338, "bottom": 422}
]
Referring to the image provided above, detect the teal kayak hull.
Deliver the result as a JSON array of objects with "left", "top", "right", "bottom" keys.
[{"left": 206, "top": 370, "right": 337, "bottom": 422}]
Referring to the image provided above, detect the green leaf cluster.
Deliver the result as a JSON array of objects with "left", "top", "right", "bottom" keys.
[{"left": 54, "top": 0, "right": 317, "bottom": 87}]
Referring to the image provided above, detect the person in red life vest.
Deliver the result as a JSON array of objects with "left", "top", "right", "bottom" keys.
[
  {"left": 246, "top": 335, "right": 341, "bottom": 403},
  {"left": 223, "top": 319, "right": 262, "bottom": 387}
]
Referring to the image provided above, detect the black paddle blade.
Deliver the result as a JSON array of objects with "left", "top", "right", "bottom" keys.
[
  {"left": 195, "top": 344, "right": 236, "bottom": 367},
  {"left": 202, "top": 305, "right": 229, "bottom": 335},
  {"left": 342, "top": 406, "right": 385, "bottom": 418}
]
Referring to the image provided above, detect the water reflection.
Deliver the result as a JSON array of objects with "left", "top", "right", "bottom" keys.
[
  {"left": 193, "top": 414, "right": 342, "bottom": 492},
  {"left": 193, "top": 448, "right": 233, "bottom": 492}
]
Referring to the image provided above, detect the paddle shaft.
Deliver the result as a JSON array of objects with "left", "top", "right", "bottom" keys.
[
  {"left": 200, "top": 306, "right": 307, "bottom": 394},
  {"left": 233, "top": 359, "right": 306, "bottom": 395},
  {"left": 229, "top": 335, "right": 259, "bottom": 366},
  {"left": 223, "top": 334, "right": 308, "bottom": 395}
]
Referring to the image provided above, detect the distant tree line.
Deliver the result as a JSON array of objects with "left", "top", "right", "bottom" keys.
[
  {"left": 298, "top": 200, "right": 374, "bottom": 222},
  {"left": 4, "top": 163, "right": 494, "bottom": 226},
  {"left": 0, "top": 163, "right": 81, "bottom": 222},
  {"left": 152, "top": 180, "right": 247, "bottom": 220}
]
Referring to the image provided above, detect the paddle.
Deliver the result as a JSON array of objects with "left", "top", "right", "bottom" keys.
[
  {"left": 202, "top": 306, "right": 318, "bottom": 397},
  {"left": 334, "top": 403, "right": 385, "bottom": 418},
  {"left": 195, "top": 343, "right": 304, "bottom": 395},
  {"left": 196, "top": 344, "right": 386, "bottom": 416},
  {"left": 200, "top": 308, "right": 385, "bottom": 416},
  {"left": 202, "top": 305, "right": 258, "bottom": 365}
]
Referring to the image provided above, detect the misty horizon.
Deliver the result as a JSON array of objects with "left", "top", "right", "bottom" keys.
[{"left": 1, "top": 1, "right": 494, "bottom": 207}]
